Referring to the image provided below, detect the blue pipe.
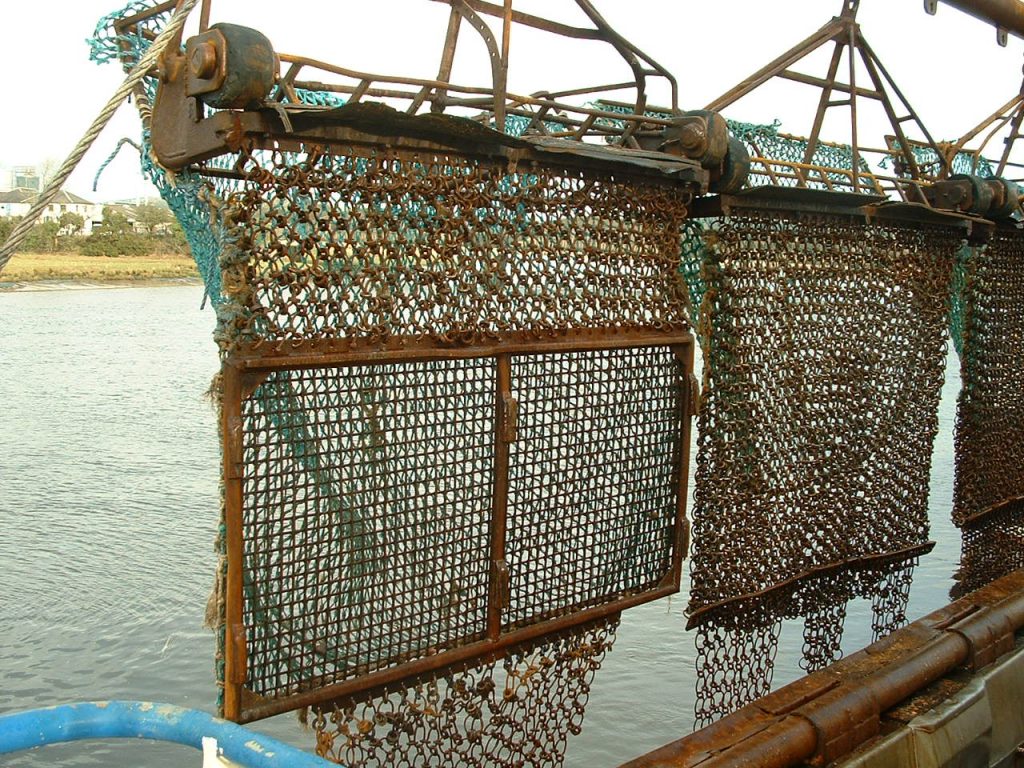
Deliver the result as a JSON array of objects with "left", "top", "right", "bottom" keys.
[{"left": 0, "top": 701, "right": 336, "bottom": 767}]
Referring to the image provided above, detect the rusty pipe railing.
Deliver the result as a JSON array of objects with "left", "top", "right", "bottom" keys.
[
  {"left": 932, "top": 0, "right": 1024, "bottom": 42},
  {"left": 621, "top": 568, "right": 1024, "bottom": 768}
]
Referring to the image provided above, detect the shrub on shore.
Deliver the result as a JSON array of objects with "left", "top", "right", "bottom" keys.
[{"left": 0, "top": 205, "right": 190, "bottom": 259}]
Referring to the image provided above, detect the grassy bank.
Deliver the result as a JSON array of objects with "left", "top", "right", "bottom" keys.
[{"left": 1, "top": 251, "right": 199, "bottom": 283}]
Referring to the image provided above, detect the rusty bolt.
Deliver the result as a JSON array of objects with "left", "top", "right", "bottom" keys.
[
  {"left": 677, "top": 123, "right": 707, "bottom": 152},
  {"left": 190, "top": 40, "right": 219, "bottom": 80}
]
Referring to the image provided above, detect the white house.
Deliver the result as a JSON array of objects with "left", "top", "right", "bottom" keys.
[{"left": 0, "top": 189, "right": 105, "bottom": 234}]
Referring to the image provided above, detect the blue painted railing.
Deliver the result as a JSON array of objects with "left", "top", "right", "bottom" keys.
[{"left": 0, "top": 701, "right": 336, "bottom": 767}]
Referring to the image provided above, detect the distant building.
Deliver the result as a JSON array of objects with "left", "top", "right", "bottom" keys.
[
  {"left": 0, "top": 165, "right": 42, "bottom": 193},
  {"left": 12, "top": 166, "right": 41, "bottom": 192},
  {"left": 0, "top": 189, "right": 104, "bottom": 234}
]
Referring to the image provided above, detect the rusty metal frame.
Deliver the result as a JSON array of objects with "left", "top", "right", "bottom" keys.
[
  {"left": 111, "top": 0, "right": 697, "bottom": 172},
  {"left": 705, "top": 0, "right": 945, "bottom": 201},
  {"left": 220, "top": 332, "right": 695, "bottom": 723}
]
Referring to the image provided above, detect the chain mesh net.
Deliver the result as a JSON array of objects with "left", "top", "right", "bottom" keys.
[
  {"left": 219, "top": 147, "right": 691, "bottom": 355},
  {"left": 214, "top": 145, "right": 692, "bottom": 726},
  {"left": 951, "top": 231, "right": 1024, "bottom": 597},
  {"left": 682, "top": 211, "right": 958, "bottom": 724},
  {"left": 309, "top": 617, "right": 618, "bottom": 768}
]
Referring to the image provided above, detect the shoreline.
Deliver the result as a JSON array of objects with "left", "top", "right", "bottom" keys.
[
  {"left": 0, "top": 251, "right": 201, "bottom": 292},
  {"left": 0, "top": 276, "right": 205, "bottom": 292}
]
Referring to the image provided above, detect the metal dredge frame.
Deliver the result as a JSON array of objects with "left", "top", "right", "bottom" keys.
[
  {"left": 213, "top": 135, "right": 700, "bottom": 722},
  {"left": 128, "top": 0, "right": 707, "bottom": 172},
  {"left": 121, "top": 0, "right": 710, "bottom": 727},
  {"left": 703, "top": 0, "right": 945, "bottom": 200},
  {"left": 222, "top": 339, "right": 695, "bottom": 722}
]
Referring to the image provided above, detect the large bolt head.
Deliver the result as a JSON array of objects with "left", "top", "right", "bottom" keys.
[{"left": 190, "top": 41, "right": 219, "bottom": 80}]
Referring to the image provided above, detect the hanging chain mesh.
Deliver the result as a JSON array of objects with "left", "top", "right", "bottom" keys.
[
  {"left": 951, "top": 231, "right": 1024, "bottom": 596},
  {"left": 682, "top": 211, "right": 959, "bottom": 724},
  {"left": 309, "top": 617, "right": 618, "bottom": 768},
  {"left": 218, "top": 148, "right": 691, "bottom": 355},
  {"left": 212, "top": 141, "right": 693, "bottom": 734}
]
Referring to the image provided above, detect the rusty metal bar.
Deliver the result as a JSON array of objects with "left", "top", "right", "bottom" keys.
[
  {"left": 780, "top": 68, "right": 882, "bottom": 100},
  {"left": 622, "top": 568, "right": 1024, "bottom": 768},
  {"left": 671, "top": 342, "right": 696, "bottom": 578},
  {"left": 488, "top": 354, "right": 512, "bottom": 641},
  {"left": 935, "top": 0, "right": 1024, "bottom": 40},
  {"left": 848, "top": 21, "right": 861, "bottom": 193},
  {"left": 227, "top": 330, "right": 695, "bottom": 371},
  {"left": 239, "top": 583, "right": 679, "bottom": 724},
  {"left": 221, "top": 366, "right": 246, "bottom": 722}
]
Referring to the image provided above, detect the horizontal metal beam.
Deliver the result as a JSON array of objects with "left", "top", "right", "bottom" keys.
[
  {"left": 935, "top": 0, "right": 1024, "bottom": 41},
  {"left": 620, "top": 567, "right": 1024, "bottom": 768}
]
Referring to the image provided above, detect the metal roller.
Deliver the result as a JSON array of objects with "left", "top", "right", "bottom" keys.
[{"left": 185, "top": 23, "right": 277, "bottom": 109}]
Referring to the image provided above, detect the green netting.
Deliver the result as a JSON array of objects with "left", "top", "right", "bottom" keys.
[
  {"left": 595, "top": 100, "right": 873, "bottom": 192},
  {"left": 949, "top": 244, "right": 972, "bottom": 357},
  {"left": 880, "top": 143, "right": 996, "bottom": 179}
]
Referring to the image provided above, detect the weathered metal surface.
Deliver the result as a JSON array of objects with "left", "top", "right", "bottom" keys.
[
  {"left": 952, "top": 229, "right": 1024, "bottom": 597},
  {"left": 621, "top": 569, "right": 1024, "bottom": 768},
  {"left": 681, "top": 207, "right": 962, "bottom": 725},
  {"left": 184, "top": 23, "right": 276, "bottom": 108},
  {"left": 215, "top": 144, "right": 697, "bottom": 723},
  {"left": 934, "top": 0, "right": 1024, "bottom": 42}
]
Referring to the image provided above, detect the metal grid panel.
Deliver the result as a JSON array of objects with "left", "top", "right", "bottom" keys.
[
  {"left": 238, "top": 359, "right": 495, "bottom": 701},
  {"left": 504, "top": 346, "right": 684, "bottom": 627}
]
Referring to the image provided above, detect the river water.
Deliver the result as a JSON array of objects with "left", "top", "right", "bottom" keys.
[{"left": 0, "top": 284, "right": 963, "bottom": 767}]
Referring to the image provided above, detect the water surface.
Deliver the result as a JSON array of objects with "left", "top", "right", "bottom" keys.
[{"left": 0, "top": 285, "right": 962, "bottom": 766}]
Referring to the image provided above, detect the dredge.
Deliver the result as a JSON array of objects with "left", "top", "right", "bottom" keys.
[{"left": 1, "top": 1, "right": 1023, "bottom": 766}]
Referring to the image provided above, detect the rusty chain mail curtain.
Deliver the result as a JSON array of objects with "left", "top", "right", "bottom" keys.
[
  {"left": 951, "top": 230, "right": 1024, "bottom": 598},
  {"left": 681, "top": 210, "right": 960, "bottom": 726}
]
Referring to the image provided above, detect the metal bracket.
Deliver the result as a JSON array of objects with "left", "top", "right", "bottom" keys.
[
  {"left": 492, "top": 559, "right": 511, "bottom": 609},
  {"left": 500, "top": 393, "right": 518, "bottom": 443}
]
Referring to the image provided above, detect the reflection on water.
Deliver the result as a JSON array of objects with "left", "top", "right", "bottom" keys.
[{"left": 0, "top": 285, "right": 963, "bottom": 767}]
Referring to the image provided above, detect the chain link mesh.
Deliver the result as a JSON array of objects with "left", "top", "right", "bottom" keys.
[
  {"left": 683, "top": 211, "right": 958, "bottom": 723},
  {"left": 239, "top": 359, "right": 495, "bottom": 700},
  {"left": 504, "top": 347, "right": 683, "bottom": 628},
  {"left": 218, "top": 147, "right": 691, "bottom": 354},
  {"left": 951, "top": 232, "right": 1024, "bottom": 595},
  {"left": 310, "top": 617, "right": 618, "bottom": 768}
]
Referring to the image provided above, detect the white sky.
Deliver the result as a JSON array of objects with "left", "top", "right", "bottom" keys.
[{"left": 1, "top": 0, "right": 1022, "bottom": 202}]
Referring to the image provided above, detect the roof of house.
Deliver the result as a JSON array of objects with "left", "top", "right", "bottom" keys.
[{"left": 0, "top": 188, "right": 94, "bottom": 205}]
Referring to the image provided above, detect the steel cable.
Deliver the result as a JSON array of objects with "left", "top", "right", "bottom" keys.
[{"left": 0, "top": 0, "right": 199, "bottom": 274}]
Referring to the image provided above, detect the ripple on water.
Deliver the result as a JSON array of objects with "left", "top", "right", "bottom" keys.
[{"left": 0, "top": 287, "right": 966, "bottom": 767}]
